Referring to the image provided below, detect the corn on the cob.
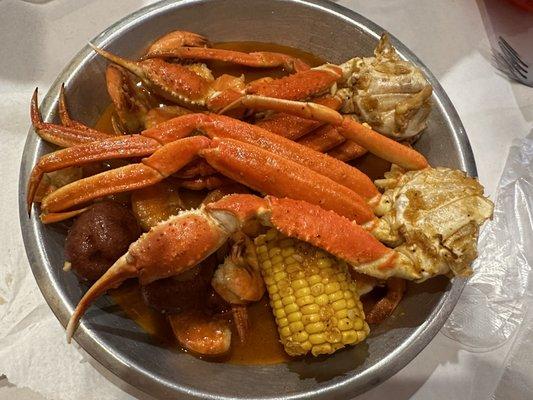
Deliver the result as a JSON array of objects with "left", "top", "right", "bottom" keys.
[{"left": 252, "top": 228, "right": 369, "bottom": 357}]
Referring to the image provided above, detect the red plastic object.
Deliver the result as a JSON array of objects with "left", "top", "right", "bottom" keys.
[{"left": 505, "top": 0, "right": 533, "bottom": 12}]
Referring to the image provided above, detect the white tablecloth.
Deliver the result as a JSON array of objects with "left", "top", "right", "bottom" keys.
[{"left": 1, "top": 0, "right": 532, "bottom": 399}]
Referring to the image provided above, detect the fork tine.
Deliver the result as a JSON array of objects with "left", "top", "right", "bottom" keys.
[
  {"left": 502, "top": 45, "right": 527, "bottom": 79},
  {"left": 494, "top": 51, "right": 528, "bottom": 81},
  {"left": 498, "top": 43, "right": 529, "bottom": 75},
  {"left": 498, "top": 37, "right": 528, "bottom": 69}
]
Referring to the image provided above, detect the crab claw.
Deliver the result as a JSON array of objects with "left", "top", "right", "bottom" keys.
[
  {"left": 31, "top": 88, "right": 113, "bottom": 147},
  {"left": 143, "top": 30, "right": 310, "bottom": 72},
  {"left": 144, "top": 30, "right": 210, "bottom": 56}
]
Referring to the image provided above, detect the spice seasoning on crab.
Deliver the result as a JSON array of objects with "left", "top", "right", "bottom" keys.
[
  {"left": 336, "top": 34, "right": 432, "bottom": 140},
  {"left": 366, "top": 166, "right": 494, "bottom": 280}
]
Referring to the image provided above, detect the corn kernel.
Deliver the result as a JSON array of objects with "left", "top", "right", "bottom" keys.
[
  {"left": 302, "top": 314, "right": 320, "bottom": 325},
  {"left": 352, "top": 317, "right": 364, "bottom": 331},
  {"left": 264, "top": 276, "right": 275, "bottom": 286},
  {"left": 280, "top": 326, "right": 291, "bottom": 338},
  {"left": 309, "top": 333, "right": 326, "bottom": 345},
  {"left": 317, "top": 258, "right": 332, "bottom": 269},
  {"left": 294, "top": 331, "right": 309, "bottom": 343},
  {"left": 289, "top": 321, "right": 304, "bottom": 333},
  {"left": 296, "top": 295, "right": 314, "bottom": 307},
  {"left": 271, "top": 255, "right": 283, "bottom": 265},
  {"left": 254, "top": 235, "right": 266, "bottom": 245},
  {"left": 281, "top": 295, "right": 295, "bottom": 306},
  {"left": 278, "top": 317, "right": 288, "bottom": 328},
  {"left": 301, "top": 341, "right": 312, "bottom": 351},
  {"left": 305, "top": 322, "right": 325, "bottom": 334},
  {"left": 342, "top": 331, "right": 357, "bottom": 344},
  {"left": 281, "top": 247, "right": 294, "bottom": 257},
  {"left": 326, "top": 328, "right": 342, "bottom": 343},
  {"left": 273, "top": 271, "right": 287, "bottom": 282},
  {"left": 274, "top": 308, "right": 286, "bottom": 319},
  {"left": 346, "top": 298, "right": 356, "bottom": 308},
  {"left": 268, "top": 284, "right": 278, "bottom": 295},
  {"left": 290, "top": 270, "right": 306, "bottom": 280},
  {"left": 335, "top": 309, "right": 348, "bottom": 319},
  {"left": 256, "top": 245, "right": 268, "bottom": 254},
  {"left": 319, "top": 306, "right": 334, "bottom": 321},
  {"left": 338, "top": 318, "right": 353, "bottom": 331},
  {"left": 316, "top": 294, "right": 329, "bottom": 306},
  {"left": 273, "top": 299, "right": 283, "bottom": 310},
  {"left": 295, "top": 287, "right": 310, "bottom": 297},
  {"left": 285, "top": 256, "right": 296, "bottom": 264},
  {"left": 262, "top": 260, "right": 272, "bottom": 269},
  {"left": 284, "top": 303, "right": 298, "bottom": 314},
  {"left": 279, "top": 286, "right": 293, "bottom": 297},
  {"left": 285, "top": 342, "right": 305, "bottom": 356},
  {"left": 310, "top": 283, "right": 324, "bottom": 296},
  {"left": 328, "top": 290, "right": 344, "bottom": 302},
  {"left": 301, "top": 303, "right": 319, "bottom": 315},
  {"left": 356, "top": 330, "right": 367, "bottom": 342},
  {"left": 312, "top": 343, "right": 333, "bottom": 356},
  {"left": 291, "top": 278, "right": 307, "bottom": 290},
  {"left": 308, "top": 274, "right": 321, "bottom": 285},
  {"left": 324, "top": 282, "right": 341, "bottom": 295},
  {"left": 286, "top": 263, "right": 300, "bottom": 274},
  {"left": 287, "top": 311, "right": 302, "bottom": 323},
  {"left": 332, "top": 299, "right": 347, "bottom": 311},
  {"left": 278, "top": 279, "right": 289, "bottom": 289},
  {"left": 343, "top": 290, "right": 353, "bottom": 299}
]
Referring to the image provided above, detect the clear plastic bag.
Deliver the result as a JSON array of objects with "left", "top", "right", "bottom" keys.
[{"left": 442, "top": 132, "right": 533, "bottom": 351}]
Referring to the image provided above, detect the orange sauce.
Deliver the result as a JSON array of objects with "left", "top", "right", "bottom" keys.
[
  {"left": 110, "top": 285, "right": 290, "bottom": 364},
  {"left": 98, "top": 41, "right": 389, "bottom": 365}
]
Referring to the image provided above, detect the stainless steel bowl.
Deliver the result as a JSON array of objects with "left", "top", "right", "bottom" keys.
[{"left": 18, "top": 0, "right": 475, "bottom": 399}]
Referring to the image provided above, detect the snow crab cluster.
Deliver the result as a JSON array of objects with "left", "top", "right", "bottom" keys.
[{"left": 27, "top": 31, "right": 493, "bottom": 358}]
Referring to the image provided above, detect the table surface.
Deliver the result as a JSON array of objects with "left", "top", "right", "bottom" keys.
[{"left": 0, "top": 0, "right": 532, "bottom": 399}]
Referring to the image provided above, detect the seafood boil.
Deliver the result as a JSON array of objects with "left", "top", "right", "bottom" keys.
[{"left": 27, "top": 31, "right": 493, "bottom": 360}]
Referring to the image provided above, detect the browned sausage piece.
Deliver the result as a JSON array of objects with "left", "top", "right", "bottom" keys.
[{"left": 64, "top": 201, "right": 141, "bottom": 282}]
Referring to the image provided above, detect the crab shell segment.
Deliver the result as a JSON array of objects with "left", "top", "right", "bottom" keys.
[
  {"left": 65, "top": 194, "right": 419, "bottom": 342},
  {"left": 336, "top": 34, "right": 433, "bottom": 141}
]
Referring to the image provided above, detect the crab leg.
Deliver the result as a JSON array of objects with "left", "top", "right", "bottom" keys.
[
  {"left": 90, "top": 45, "right": 215, "bottom": 107},
  {"left": 31, "top": 89, "right": 113, "bottom": 147},
  {"left": 41, "top": 136, "right": 210, "bottom": 213},
  {"left": 27, "top": 135, "right": 160, "bottom": 211},
  {"left": 66, "top": 194, "right": 422, "bottom": 341},
  {"left": 221, "top": 95, "right": 429, "bottom": 170},
  {"left": 91, "top": 45, "right": 341, "bottom": 110}
]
